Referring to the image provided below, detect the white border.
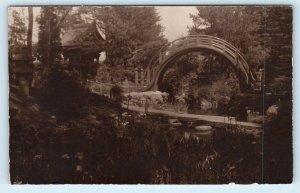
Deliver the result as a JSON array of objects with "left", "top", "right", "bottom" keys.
[{"left": 1, "top": 1, "right": 298, "bottom": 193}]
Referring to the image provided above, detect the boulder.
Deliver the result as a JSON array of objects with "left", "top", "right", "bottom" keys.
[
  {"left": 168, "top": 119, "right": 182, "bottom": 127},
  {"left": 195, "top": 125, "right": 212, "bottom": 131},
  {"left": 267, "top": 105, "right": 279, "bottom": 116}
]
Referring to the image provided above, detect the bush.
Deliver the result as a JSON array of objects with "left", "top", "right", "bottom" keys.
[
  {"left": 37, "top": 67, "right": 90, "bottom": 120},
  {"left": 110, "top": 85, "right": 123, "bottom": 101},
  {"left": 263, "top": 100, "right": 293, "bottom": 183}
]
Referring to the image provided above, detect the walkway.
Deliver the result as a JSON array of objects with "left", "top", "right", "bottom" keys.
[{"left": 124, "top": 105, "right": 262, "bottom": 129}]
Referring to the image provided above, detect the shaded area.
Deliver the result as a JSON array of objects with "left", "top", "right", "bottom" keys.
[
  {"left": 9, "top": 110, "right": 262, "bottom": 184},
  {"left": 9, "top": 68, "right": 292, "bottom": 184}
]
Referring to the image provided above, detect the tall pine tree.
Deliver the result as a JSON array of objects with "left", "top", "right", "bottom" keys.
[
  {"left": 37, "top": 7, "right": 71, "bottom": 74},
  {"left": 8, "top": 9, "right": 27, "bottom": 54},
  {"left": 84, "top": 6, "right": 168, "bottom": 79},
  {"left": 189, "top": 6, "right": 268, "bottom": 70},
  {"left": 264, "top": 6, "right": 292, "bottom": 93}
]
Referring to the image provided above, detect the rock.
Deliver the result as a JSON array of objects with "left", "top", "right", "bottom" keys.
[
  {"left": 75, "top": 152, "right": 83, "bottom": 160},
  {"left": 49, "top": 115, "right": 57, "bottom": 124},
  {"left": 183, "top": 132, "right": 190, "bottom": 140},
  {"left": 168, "top": 119, "right": 182, "bottom": 127},
  {"left": 169, "top": 126, "right": 176, "bottom": 131},
  {"left": 34, "top": 154, "right": 42, "bottom": 159},
  {"left": 195, "top": 125, "right": 212, "bottom": 131},
  {"left": 61, "top": 154, "right": 70, "bottom": 159},
  {"left": 122, "top": 112, "right": 128, "bottom": 117},
  {"left": 76, "top": 165, "right": 82, "bottom": 172},
  {"left": 87, "top": 115, "right": 97, "bottom": 121},
  {"left": 267, "top": 105, "right": 279, "bottom": 116},
  {"left": 110, "top": 113, "right": 116, "bottom": 118},
  {"left": 55, "top": 125, "right": 67, "bottom": 133},
  {"left": 194, "top": 125, "right": 213, "bottom": 138}
]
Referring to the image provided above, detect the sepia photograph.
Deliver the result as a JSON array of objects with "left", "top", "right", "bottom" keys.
[{"left": 8, "top": 5, "right": 293, "bottom": 184}]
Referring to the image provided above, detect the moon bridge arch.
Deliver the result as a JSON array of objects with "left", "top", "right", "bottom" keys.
[{"left": 140, "top": 35, "right": 261, "bottom": 92}]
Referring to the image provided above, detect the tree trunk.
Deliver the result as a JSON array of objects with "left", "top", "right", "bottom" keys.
[
  {"left": 43, "top": 8, "right": 52, "bottom": 75},
  {"left": 42, "top": 7, "right": 71, "bottom": 75},
  {"left": 27, "top": 7, "right": 33, "bottom": 64}
]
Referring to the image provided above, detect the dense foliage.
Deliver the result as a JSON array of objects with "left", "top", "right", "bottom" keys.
[
  {"left": 8, "top": 9, "right": 27, "bottom": 54},
  {"left": 263, "top": 99, "right": 293, "bottom": 183},
  {"left": 264, "top": 7, "right": 293, "bottom": 93},
  {"left": 189, "top": 6, "right": 293, "bottom": 93},
  {"left": 189, "top": 6, "right": 268, "bottom": 70},
  {"left": 78, "top": 6, "right": 168, "bottom": 82},
  {"left": 10, "top": 106, "right": 262, "bottom": 184},
  {"left": 36, "top": 7, "right": 63, "bottom": 66},
  {"left": 161, "top": 52, "right": 240, "bottom": 113},
  {"left": 33, "top": 66, "right": 122, "bottom": 120},
  {"left": 94, "top": 7, "right": 167, "bottom": 68}
]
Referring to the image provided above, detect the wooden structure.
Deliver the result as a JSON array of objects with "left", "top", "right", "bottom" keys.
[
  {"left": 141, "top": 35, "right": 262, "bottom": 93},
  {"left": 61, "top": 22, "right": 105, "bottom": 65}
]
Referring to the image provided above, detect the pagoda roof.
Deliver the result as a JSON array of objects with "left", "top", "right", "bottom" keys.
[{"left": 61, "top": 22, "right": 105, "bottom": 54}]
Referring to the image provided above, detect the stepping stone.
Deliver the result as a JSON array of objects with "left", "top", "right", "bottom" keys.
[
  {"left": 195, "top": 125, "right": 212, "bottom": 131},
  {"left": 168, "top": 119, "right": 182, "bottom": 127}
]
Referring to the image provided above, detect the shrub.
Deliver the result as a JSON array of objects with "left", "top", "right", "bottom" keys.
[{"left": 37, "top": 67, "right": 89, "bottom": 120}]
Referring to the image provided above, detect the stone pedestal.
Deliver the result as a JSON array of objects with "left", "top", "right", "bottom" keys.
[{"left": 19, "top": 77, "right": 30, "bottom": 96}]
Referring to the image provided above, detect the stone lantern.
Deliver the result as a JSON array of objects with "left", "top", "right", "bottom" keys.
[{"left": 10, "top": 47, "right": 33, "bottom": 96}]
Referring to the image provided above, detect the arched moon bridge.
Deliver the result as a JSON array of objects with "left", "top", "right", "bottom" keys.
[{"left": 140, "top": 35, "right": 262, "bottom": 92}]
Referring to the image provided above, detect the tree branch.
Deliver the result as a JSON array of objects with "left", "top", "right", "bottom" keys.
[{"left": 53, "top": 7, "right": 72, "bottom": 31}]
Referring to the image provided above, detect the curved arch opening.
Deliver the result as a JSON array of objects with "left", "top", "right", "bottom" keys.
[
  {"left": 155, "top": 47, "right": 249, "bottom": 92},
  {"left": 155, "top": 48, "right": 248, "bottom": 114}
]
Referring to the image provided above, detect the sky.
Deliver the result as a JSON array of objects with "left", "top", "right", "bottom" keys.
[
  {"left": 8, "top": 6, "right": 198, "bottom": 42},
  {"left": 8, "top": 7, "right": 40, "bottom": 42},
  {"left": 156, "top": 6, "right": 198, "bottom": 41}
]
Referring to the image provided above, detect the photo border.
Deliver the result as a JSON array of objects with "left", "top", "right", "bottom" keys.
[{"left": 1, "top": 0, "right": 299, "bottom": 192}]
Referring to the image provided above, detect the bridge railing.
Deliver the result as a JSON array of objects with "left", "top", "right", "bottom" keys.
[
  {"left": 160, "top": 36, "right": 250, "bottom": 73},
  {"left": 143, "top": 35, "right": 258, "bottom": 91}
]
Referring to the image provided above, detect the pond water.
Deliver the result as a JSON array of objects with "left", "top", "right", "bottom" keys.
[
  {"left": 145, "top": 114, "right": 262, "bottom": 183},
  {"left": 10, "top": 107, "right": 262, "bottom": 184}
]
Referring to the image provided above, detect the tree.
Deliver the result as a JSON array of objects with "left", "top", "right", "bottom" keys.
[
  {"left": 189, "top": 6, "right": 293, "bottom": 93},
  {"left": 37, "top": 7, "right": 71, "bottom": 74},
  {"left": 8, "top": 9, "right": 27, "bottom": 54},
  {"left": 50, "top": 6, "right": 168, "bottom": 83},
  {"left": 27, "top": 7, "right": 33, "bottom": 64},
  {"left": 99, "top": 7, "right": 167, "bottom": 68},
  {"left": 79, "top": 6, "right": 168, "bottom": 82},
  {"left": 189, "top": 6, "right": 269, "bottom": 70},
  {"left": 263, "top": 6, "right": 292, "bottom": 92}
]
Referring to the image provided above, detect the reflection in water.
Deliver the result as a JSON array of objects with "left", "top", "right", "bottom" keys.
[
  {"left": 149, "top": 116, "right": 261, "bottom": 184},
  {"left": 182, "top": 128, "right": 214, "bottom": 143},
  {"left": 169, "top": 124, "right": 215, "bottom": 143}
]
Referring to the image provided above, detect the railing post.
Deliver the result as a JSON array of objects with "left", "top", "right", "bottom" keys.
[
  {"left": 253, "top": 69, "right": 263, "bottom": 91},
  {"left": 135, "top": 67, "right": 138, "bottom": 90},
  {"left": 141, "top": 68, "right": 144, "bottom": 86},
  {"left": 146, "top": 68, "right": 150, "bottom": 83}
]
